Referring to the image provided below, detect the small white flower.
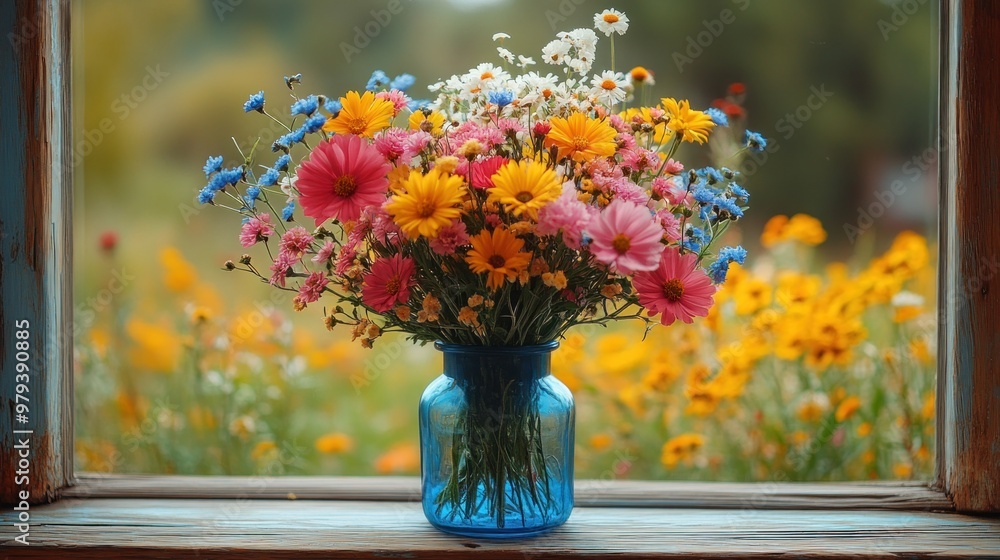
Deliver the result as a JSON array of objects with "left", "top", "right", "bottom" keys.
[
  {"left": 566, "top": 28, "right": 599, "bottom": 52},
  {"left": 541, "top": 39, "right": 570, "bottom": 65},
  {"left": 497, "top": 47, "right": 515, "bottom": 64},
  {"left": 594, "top": 9, "right": 629, "bottom": 36},
  {"left": 589, "top": 70, "right": 629, "bottom": 105},
  {"left": 492, "top": 32, "right": 511, "bottom": 42},
  {"left": 567, "top": 57, "right": 593, "bottom": 75},
  {"left": 517, "top": 55, "right": 536, "bottom": 68}
]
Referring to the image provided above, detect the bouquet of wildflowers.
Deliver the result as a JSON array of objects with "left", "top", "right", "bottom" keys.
[{"left": 196, "top": 8, "right": 763, "bottom": 527}]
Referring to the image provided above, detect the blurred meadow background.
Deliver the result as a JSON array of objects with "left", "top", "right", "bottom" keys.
[{"left": 73, "top": 0, "right": 939, "bottom": 481}]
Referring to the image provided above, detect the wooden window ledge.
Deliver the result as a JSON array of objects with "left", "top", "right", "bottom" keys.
[{"left": 2, "top": 476, "right": 999, "bottom": 559}]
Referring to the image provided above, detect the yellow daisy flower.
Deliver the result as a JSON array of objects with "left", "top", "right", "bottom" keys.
[
  {"left": 487, "top": 160, "right": 562, "bottom": 220},
  {"left": 466, "top": 227, "right": 533, "bottom": 291},
  {"left": 408, "top": 109, "right": 446, "bottom": 135},
  {"left": 544, "top": 112, "right": 618, "bottom": 162},
  {"left": 323, "top": 90, "right": 395, "bottom": 137},
  {"left": 661, "top": 97, "right": 716, "bottom": 144},
  {"left": 386, "top": 169, "right": 466, "bottom": 239}
]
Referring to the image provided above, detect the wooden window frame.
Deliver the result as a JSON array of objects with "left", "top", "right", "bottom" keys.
[{"left": 1, "top": 0, "right": 998, "bottom": 556}]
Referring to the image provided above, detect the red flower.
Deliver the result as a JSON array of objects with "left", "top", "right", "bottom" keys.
[
  {"left": 633, "top": 247, "right": 716, "bottom": 326},
  {"left": 361, "top": 254, "right": 416, "bottom": 313},
  {"left": 296, "top": 134, "right": 391, "bottom": 225}
]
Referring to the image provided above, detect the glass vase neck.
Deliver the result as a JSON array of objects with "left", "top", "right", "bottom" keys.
[{"left": 435, "top": 341, "right": 558, "bottom": 383}]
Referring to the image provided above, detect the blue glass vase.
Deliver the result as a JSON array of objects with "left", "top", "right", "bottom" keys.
[{"left": 419, "top": 341, "right": 575, "bottom": 538}]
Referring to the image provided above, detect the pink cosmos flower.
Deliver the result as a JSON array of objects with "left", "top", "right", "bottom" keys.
[
  {"left": 375, "top": 90, "right": 409, "bottom": 115},
  {"left": 633, "top": 247, "right": 715, "bottom": 326},
  {"left": 372, "top": 201, "right": 403, "bottom": 244},
  {"left": 608, "top": 178, "right": 650, "bottom": 206},
  {"left": 663, "top": 158, "right": 684, "bottom": 175},
  {"left": 621, "top": 147, "right": 659, "bottom": 173},
  {"left": 429, "top": 219, "right": 470, "bottom": 255},
  {"left": 296, "top": 134, "right": 391, "bottom": 225},
  {"left": 652, "top": 176, "right": 692, "bottom": 206},
  {"left": 297, "top": 271, "right": 330, "bottom": 304},
  {"left": 655, "top": 209, "right": 682, "bottom": 241},
  {"left": 269, "top": 253, "right": 296, "bottom": 287},
  {"left": 404, "top": 130, "right": 434, "bottom": 159},
  {"left": 312, "top": 240, "right": 336, "bottom": 265},
  {"left": 495, "top": 118, "right": 527, "bottom": 138},
  {"left": 239, "top": 213, "right": 275, "bottom": 248},
  {"left": 449, "top": 121, "right": 504, "bottom": 151},
  {"left": 334, "top": 245, "right": 357, "bottom": 276},
  {"left": 373, "top": 128, "right": 408, "bottom": 162},
  {"left": 279, "top": 227, "right": 314, "bottom": 259},
  {"left": 536, "top": 184, "right": 597, "bottom": 249},
  {"left": 608, "top": 113, "right": 631, "bottom": 134},
  {"left": 361, "top": 253, "right": 416, "bottom": 312},
  {"left": 586, "top": 199, "right": 664, "bottom": 274},
  {"left": 467, "top": 156, "right": 508, "bottom": 189}
]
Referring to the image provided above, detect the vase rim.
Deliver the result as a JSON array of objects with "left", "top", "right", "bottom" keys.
[{"left": 434, "top": 340, "right": 559, "bottom": 355}]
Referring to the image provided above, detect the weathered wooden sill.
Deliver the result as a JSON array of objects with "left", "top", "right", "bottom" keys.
[{"left": 2, "top": 476, "right": 999, "bottom": 558}]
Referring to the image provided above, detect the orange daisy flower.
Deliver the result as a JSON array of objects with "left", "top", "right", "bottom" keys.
[
  {"left": 465, "top": 228, "right": 532, "bottom": 291},
  {"left": 323, "top": 90, "right": 395, "bottom": 138},
  {"left": 544, "top": 112, "right": 618, "bottom": 162}
]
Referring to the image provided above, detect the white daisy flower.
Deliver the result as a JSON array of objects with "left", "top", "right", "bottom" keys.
[
  {"left": 517, "top": 55, "right": 536, "bottom": 68},
  {"left": 497, "top": 47, "right": 515, "bottom": 64},
  {"left": 492, "top": 32, "right": 511, "bottom": 42},
  {"left": 566, "top": 28, "right": 599, "bottom": 52},
  {"left": 542, "top": 39, "right": 571, "bottom": 65},
  {"left": 594, "top": 9, "right": 629, "bottom": 36},
  {"left": 589, "top": 70, "right": 629, "bottom": 105}
]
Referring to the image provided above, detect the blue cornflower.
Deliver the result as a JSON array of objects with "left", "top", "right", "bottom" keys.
[
  {"left": 243, "top": 91, "right": 265, "bottom": 113},
  {"left": 705, "top": 107, "right": 729, "bottom": 127},
  {"left": 324, "top": 98, "right": 342, "bottom": 114},
  {"left": 708, "top": 245, "right": 748, "bottom": 284},
  {"left": 729, "top": 183, "right": 749, "bottom": 201},
  {"left": 243, "top": 195, "right": 257, "bottom": 210},
  {"left": 197, "top": 187, "right": 216, "bottom": 204},
  {"left": 407, "top": 99, "right": 431, "bottom": 112},
  {"left": 274, "top": 154, "right": 291, "bottom": 172},
  {"left": 209, "top": 166, "right": 243, "bottom": 191},
  {"left": 208, "top": 173, "right": 228, "bottom": 192},
  {"left": 284, "top": 73, "right": 302, "bottom": 90},
  {"left": 366, "top": 70, "right": 390, "bottom": 92},
  {"left": 276, "top": 128, "right": 307, "bottom": 151},
  {"left": 301, "top": 113, "right": 327, "bottom": 134},
  {"left": 682, "top": 240, "right": 702, "bottom": 253},
  {"left": 488, "top": 90, "right": 515, "bottom": 108},
  {"left": 281, "top": 200, "right": 295, "bottom": 222},
  {"left": 693, "top": 187, "right": 717, "bottom": 205},
  {"left": 715, "top": 196, "right": 744, "bottom": 218},
  {"left": 245, "top": 186, "right": 261, "bottom": 201},
  {"left": 290, "top": 95, "right": 319, "bottom": 116},
  {"left": 744, "top": 130, "right": 767, "bottom": 153},
  {"left": 389, "top": 73, "right": 416, "bottom": 92},
  {"left": 203, "top": 155, "right": 224, "bottom": 177},
  {"left": 258, "top": 168, "right": 280, "bottom": 187},
  {"left": 699, "top": 167, "right": 724, "bottom": 185},
  {"left": 699, "top": 206, "right": 713, "bottom": 221},
  {"left": 720, "top": 245, "right": 748, "bottom": 265},
  {"left": 219, "top": 166, "right": 244, "bottom": 186}
]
